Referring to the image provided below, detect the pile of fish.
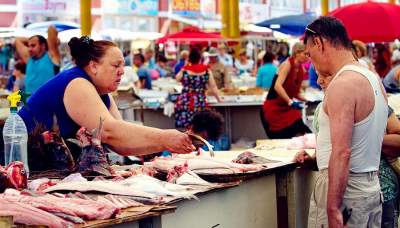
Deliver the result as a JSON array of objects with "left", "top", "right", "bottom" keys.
[
  {"left": 147, "top": 154, "right": 265, "bottom": 175},
  {"left": 0, "top": 188, "right": 120, "bottom": 227},
  {"left": 41, "top": 172, "right": 207, "bottom": 203}
]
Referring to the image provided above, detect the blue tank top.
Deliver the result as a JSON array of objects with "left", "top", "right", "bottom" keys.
[
  {"left": 18, "top": 66, "right": 111, "bottom": 139},
  {"left": 25, "top": 52, "right": 57, "bottom": 94}
]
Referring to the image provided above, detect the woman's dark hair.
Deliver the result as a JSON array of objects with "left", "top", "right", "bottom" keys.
[
  {"left": 68, "top": 36, "right": 117, "bottom": 68},
  {"left": 263, "top": 51, "right": 275, "bottom": 64},
  {"left": 133, "top": 53, "right": 145, "bottom": 63},
  {"left": 191, "top": 110, "right": 224, "bottom": 141},
  {"left": 188, "top": 48, "right": 202, "bottom": 64},
  {"left": 14, "top": 61, "right": 26, "bottom": 74},
  {"left": 29, "top": 35, "right": 48, "bottom": 50},
  {"left": 304, "top": 16, "right": 352, "bottom": 50}
]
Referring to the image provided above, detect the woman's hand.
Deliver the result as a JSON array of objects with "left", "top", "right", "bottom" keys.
[{"left": 162, "top": 129, "right": 195, "bottom": 154}]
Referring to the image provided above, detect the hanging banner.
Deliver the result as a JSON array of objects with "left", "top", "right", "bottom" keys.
[
  {"left": 102, "top": 0, "right": 158, "bottom": 16},
  {"left": 172, "top": 0, "right": 201, "bottom": 18}
]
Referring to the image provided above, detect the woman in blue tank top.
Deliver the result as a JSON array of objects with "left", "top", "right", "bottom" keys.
[{"left": 19, "top": 36, "right": 194, "bottom": 169}]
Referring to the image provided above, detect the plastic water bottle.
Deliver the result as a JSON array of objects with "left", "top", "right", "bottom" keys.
[{"left": 3, "top": 91, "right": 28, "bottom": 173}]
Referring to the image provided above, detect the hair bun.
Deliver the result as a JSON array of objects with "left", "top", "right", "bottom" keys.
[{"left": 68, "top": 36, "right": 93, "bottom": 61}]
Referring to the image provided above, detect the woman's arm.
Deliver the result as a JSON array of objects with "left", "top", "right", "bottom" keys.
[
  {"left": 382, "top": 112, "right": 400, "bottom": 157},
  {"left": 207, "top": 70, "right": 222, "bottom": 102},
  {"left": 64, "top": 78, "right": 194, "bottom": 156},
  {"left": 175, "top": 70, "right": 183, "bottom": 82},
  {"left": 274, "top": 60, "right": 292, "bottom": 104}
]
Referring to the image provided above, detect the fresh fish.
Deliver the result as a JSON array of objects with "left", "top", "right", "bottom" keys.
[
  {"left": 43, "top": 179, "right": 158, "bottom": 200},
  {"left": 122, "top": 175, "right": 196, "bottom": 199}
]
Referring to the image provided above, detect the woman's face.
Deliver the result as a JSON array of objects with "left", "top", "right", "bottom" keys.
[
  {"left": 317, "top": 71, "right": 333, "bottom": 91},
  {"left": 295, "top": 51, "right": 309, "bottom": 64},
  {"left": 92, "top": 47, "right": 124, "bottom": 94}
]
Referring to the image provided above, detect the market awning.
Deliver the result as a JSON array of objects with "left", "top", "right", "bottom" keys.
[
  {"left": 329, "top": 1, "right": 400, "bottom": 43},
  {"left": 255, "top": 13, "right": 316, "bottom": 36}
]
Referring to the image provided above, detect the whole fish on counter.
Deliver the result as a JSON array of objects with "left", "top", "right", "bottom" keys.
[
  {"left": 148, "top": 154, "right": 264, "bottom": 175},
  {"left": 0, "top": 198, "right": 73, "bottom": 228},
  {"left": 121, "top": 174, "right": 197, "bottom": 199},
  {"left": 43, "top": 179, "right": 160, "bottom": 202}
]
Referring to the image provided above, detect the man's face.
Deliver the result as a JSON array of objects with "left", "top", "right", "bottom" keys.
[
  {"left": 28, "top": 37, "right": 45, "bottom": 58},
  {"left": 305, "top": 37, "right": 328, "bottom": 74}
]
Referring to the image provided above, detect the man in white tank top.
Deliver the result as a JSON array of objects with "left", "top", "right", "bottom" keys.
[{"left": 298, "top": 17, "right": 388, "bottom": 228}]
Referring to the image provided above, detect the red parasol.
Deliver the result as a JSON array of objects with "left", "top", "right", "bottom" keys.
[
  {"left": 156, "top": 26, "right": 223, "bottom": 44},
  {"left": 329, "top": 1, "right": 400, "bottom": 43}
]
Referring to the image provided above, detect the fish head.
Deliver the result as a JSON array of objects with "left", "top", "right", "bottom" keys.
[{"left": 6, "top": 161, "right": 28, "bottom": 190}]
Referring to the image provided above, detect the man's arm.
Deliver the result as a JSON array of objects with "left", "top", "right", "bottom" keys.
[
  {"left": 47, "top": 25, "right": 61, "bottom": 65},
  {"left": 15, "top": 37, "right": 30, "bottom": 64},
  {"left": 325, "top": 78, "right": 355, "bottom": 228}
]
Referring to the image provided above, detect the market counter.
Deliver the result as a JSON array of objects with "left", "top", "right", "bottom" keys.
[{"left": 157, "top": 174, "right": 277, "bottom": 228}]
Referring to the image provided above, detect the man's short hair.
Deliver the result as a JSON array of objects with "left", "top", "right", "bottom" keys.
[
  {"left": 29, "top": 35, "right": 48, "bottom": 50},
  {"left": 304, "top": 16, "right": 352, "bottom": 50}
]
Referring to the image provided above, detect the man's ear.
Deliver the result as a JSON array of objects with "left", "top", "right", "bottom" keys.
[{"left": 313, "top": 37, "right": 324, "bottom": 51}]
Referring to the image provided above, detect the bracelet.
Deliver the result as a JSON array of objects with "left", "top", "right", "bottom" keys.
[{"left": 287, "top": 99, "right": 293, "bottom": 106}]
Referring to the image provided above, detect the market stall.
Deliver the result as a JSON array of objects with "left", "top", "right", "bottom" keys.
[{"left": 0, "top": 136, "right": 318, "bottom": 228}]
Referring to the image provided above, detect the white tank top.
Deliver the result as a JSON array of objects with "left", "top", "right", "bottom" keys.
[{"left": 316, "top": 65, "right": 388, "bottom": 172}]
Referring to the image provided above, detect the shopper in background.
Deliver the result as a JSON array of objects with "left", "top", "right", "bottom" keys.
[
  {"left": 256, "top": 51, "right": 278, "bottom": 90},
  {"left": 174, "top": 50, "right": 189, "bottom": 76},
  {"left": 217, "top": 44, "right": 233, "bottom": 67},
  {"left": 175, "top": 48, "right": 221, "bottom": 128},
  {"left": 144, "top": 48, "right": 156, "bottom": 69},
  {"left": 154, "top": 54, "right": 170, "bottom": 78},
  {"left": 12, "top": 61, "right": 26, "bottom": 92},
  {"left": 261, "top": 42, "right": 310, "bottom": 139},
  {"left": 352, "top": 40, "right": 375, "bottom": 72},
  {"left": 383, "top": 49, "right": 400, "bottom": 93},
  {"left": 234, "top": 49, "right": 254, "bottom": 76},
  {"left": 207, "top": 47, "right": 231, "bottom": 89},
  {"left": 133, "top": 53, "right": 152, "bottom": 89},
  {"left": 15, "top": 25, "right": 60, "bottom": 95},
  {"left": 373, "top": 43, "right": 392, "bottom": 78},
  {"left": 0, "top": 40, "right": 11, "bottom": 75}
]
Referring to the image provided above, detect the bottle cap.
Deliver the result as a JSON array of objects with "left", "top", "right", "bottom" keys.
[{"left": 7, "top": 91, "right": 21, "bottom": 112}]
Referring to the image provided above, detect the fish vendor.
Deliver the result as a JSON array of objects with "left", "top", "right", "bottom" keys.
[{"left": 18, "top": 36, "right": 195, "bottom": 171}]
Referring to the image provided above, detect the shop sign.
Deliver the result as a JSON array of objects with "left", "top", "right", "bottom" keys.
[
  {"left": 20, "top": 0, "right": 79, "bottom": 15},
  {"left": 102, "top": 0, "right": 158, "bottom": 16},
  {"left": 239, "top": 2, "right": 269, "bottom": 24},
  {"left": 201, "top": 0, "right": 216, "bottom": 18},
  {"left": 172, "top": 0, "right": 201, "bottom": 18}
]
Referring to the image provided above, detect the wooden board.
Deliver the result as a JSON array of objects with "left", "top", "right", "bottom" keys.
[{"left": 80, "top": 205, "right": 175, "bottom": 228}]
